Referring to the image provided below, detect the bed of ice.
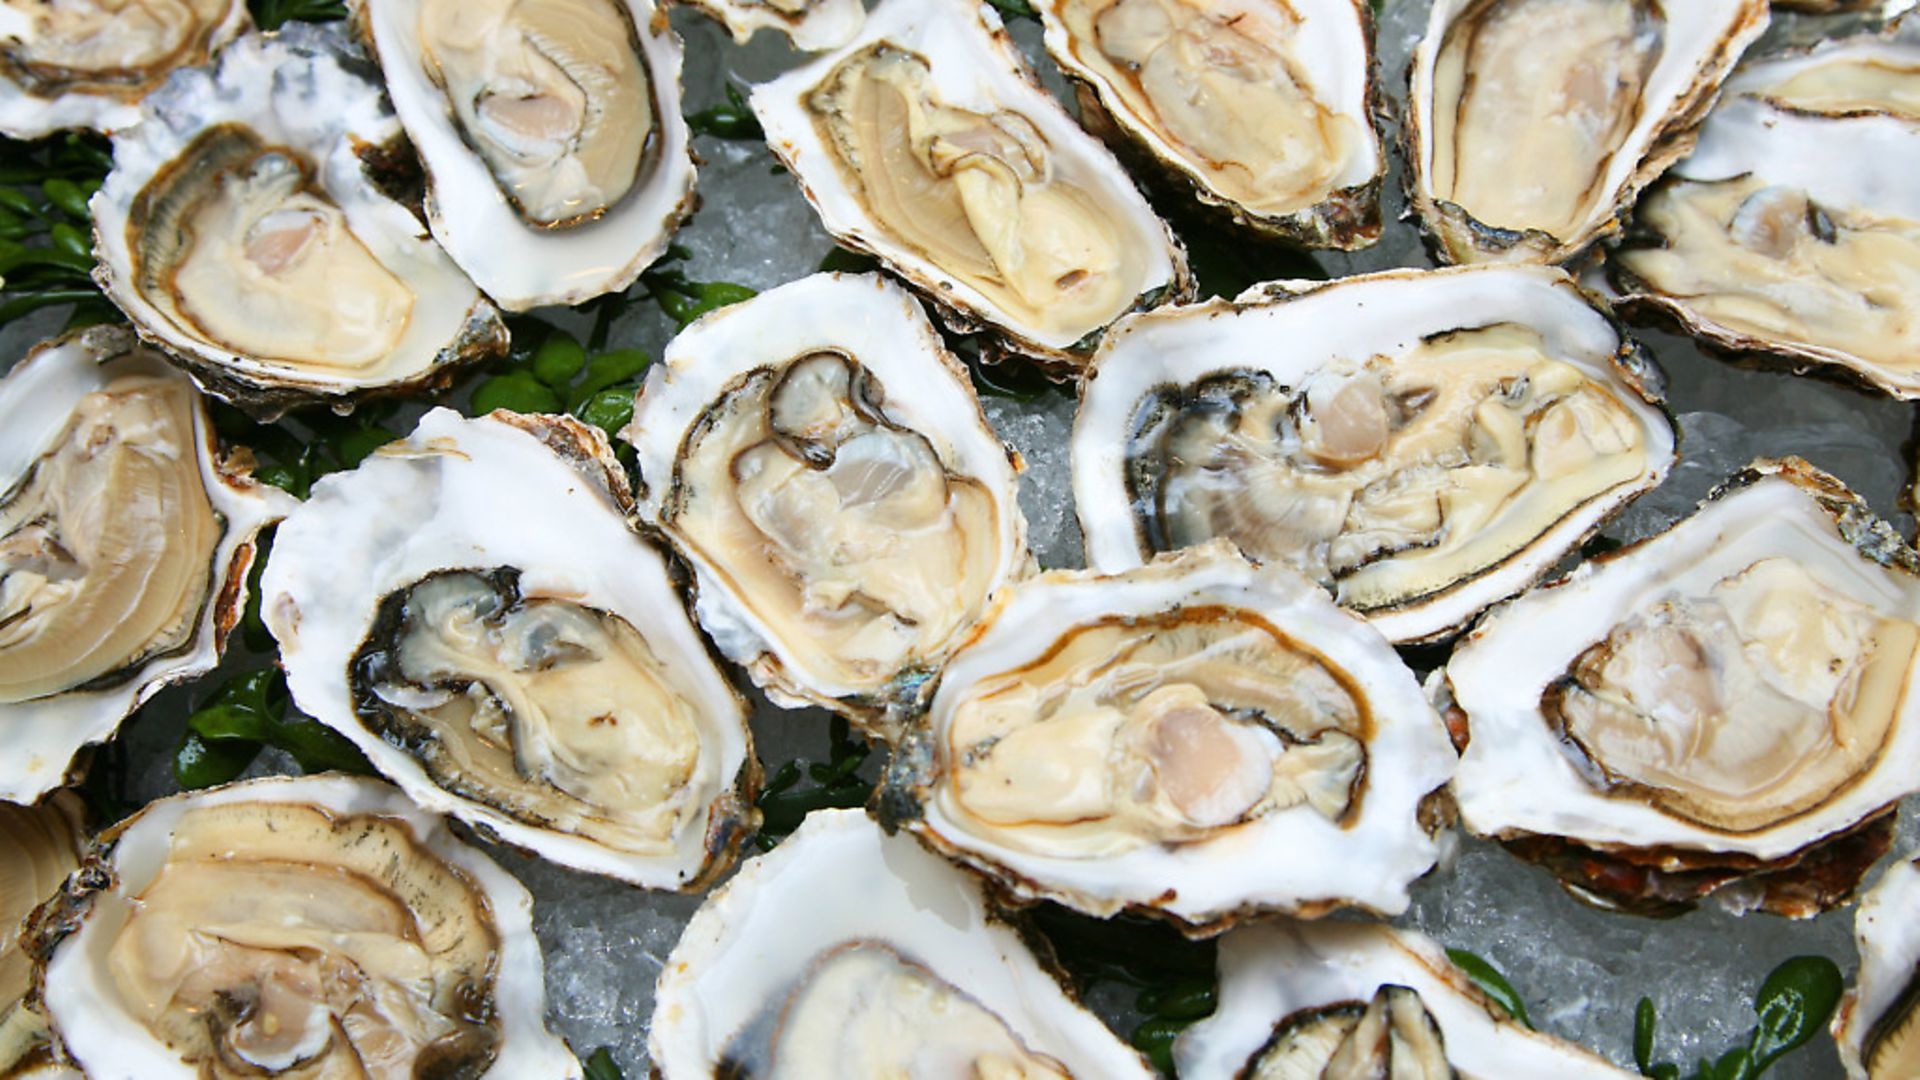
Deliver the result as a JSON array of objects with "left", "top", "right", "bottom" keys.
[{"left": 8, "top": 1, "right": 1917, "bottom": 1077}]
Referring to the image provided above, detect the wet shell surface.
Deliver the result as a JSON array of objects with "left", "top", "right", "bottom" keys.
[
  {"left": 648, "top": 807, "right": 1155, "bottom": 1078},
  {"left": 887, "top": 543, "right": 1456, "bottom": 931},
  {"left": 0, "top": 326, "right": 288, "bottom": 803},
  {"left": 263, "top": 408, "right": 756, "bottom": 890}
]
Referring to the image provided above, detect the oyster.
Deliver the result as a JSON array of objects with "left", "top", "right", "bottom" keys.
[
  {"left": 263, "top": 408, "right": 755, "bottom": 890},
  {"left": 751, "top": 0, "right": 1190, "bottom": 368},
  {"left": 0, "top": 794, "right": 83, "bottom": 1080},
  {"left": 1073, "top": 266, "right": 1676, "bottom": 644},
  {"left": 1175, "top": 921, "right": 1636, "bottom": 1078},
  {"left": 1407, "top": 0, "right": 1769, "bottom": 265},
  {"left": 678, "top": 0, "right": 865, "bottom": 50},
  {"left": 90, "top": 24, "right": 505, "bottom": 417},
  {"left": 1835, "top": 853, "right": 1920, "bottom": 1078},
  {"left": 1444, "top": 458, "right": 1920, "bottom": 916},
  {"left": 1613, "top": 35, "right": 1920, "bottom": 398},
  {"left": 884, "top": 543, "right": 1456, "bottom": 931},
  {"left": 1036, "top": 0, "right": 1386, "bottom": 249},
  {"left": 33, "top": 775, "right": 580, "bottom": 1079},
  {"left": 623, "top": 272, "right": 1031, "bottom": 732},
  {"left": 649, "top": 808, "right": 1154, "bottom": 1077},
  {"left": 0, "top": 0, "right": 249, "bottom": 139},
  {"left": 0, "top": 327, "right": 287, "bottom": 803},
  {"left": 351, "top": 0, "right": 696, "bottom": 310}
]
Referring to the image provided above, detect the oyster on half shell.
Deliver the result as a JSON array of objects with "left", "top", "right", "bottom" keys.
[
  {"left": 0, "top": 794, "right": 83, "bottom": 1080},
  {"left": 1835, "top": 853, "right": 1920, "bottom": 1079},
  {"left": 264, "top": 408, "right": 757, "bottom": 890},
  {"left": 1444, "top": 458, "right": 1920, "bottom": 917},
  {"left": 1407, "top": 0, "right": 1769, "bottom": 265},
  {"left": 90, "top": 25, "right": 505, "bottom": 417},
  {"left": 678, "top": 0, "right": 866, "bottom": 50},
  {"left": 752, "top": 0, "right": 1190, "bottom": 368},
  {"left": 1, "top": 327, "right": 288, "bottom": 804},
  {"left": 1036, "top": 0, "right": 1386, "bottom": 249}
]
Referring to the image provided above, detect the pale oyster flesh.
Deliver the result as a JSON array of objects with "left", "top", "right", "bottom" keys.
[
  {"left": 943, "top": 610, "right": 1368, "bottom": 857},
  {"left": 669, "top": 350, "right": 1003, "bottom": 700},
  {"left": 0, "top": 796, "right": 82, "bottom": 1077},
  {"left": 415, "top": 0, "right": 657, "bottom": 227},
  {"left": 0, "top": 369, "right": 217, "bottom": 703},
  {"left": 1246, "top": 986, "right": 1454, "bottom": 1080},
  {"left": 1428, "top": 0, "right": 1664, "bottom": 242},
  {"left": 1051, "top": 0, "right": 1365, "bottom": 219},
  {"left": 129, "top": 125, "right": 416, "bottom": 375},
  {"left": 725, "top": 943, "right": 1071, "bottom": 1079},
  {"left": 802, "top": 46, "right": 1154, "bottom": 348},
  {"left": 1125, "top": 324, "right": 1653, "bottom": 615},
  {"left": 1545, "top": 557, "right": 1915, "bottom": 834},
  {"left": 105, "top": 800, "right": 501, "bottom": 1077},
  {"left": 350, "top": 568, "right": 710, "bottom": 858}
]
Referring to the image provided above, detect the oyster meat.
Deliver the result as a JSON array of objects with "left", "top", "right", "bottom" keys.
[
  {"left": 1175, "top": 922, "right": 1636, "bottom": 1078},
  {"left": 649, "top": 808, "right": 1154, "bottom": 1078},
  {"left": 264, "top": 408, "right": 756, "bottom": 889},
  {"left": 34, "top": 776, "right": 580, "bottom": 1079},
  {"left": 1444, "top": 458, "right": 1920, "bottom": 916},
  {"left": 1036, "top": 0, "right": 1386, "bottom": 248},
  {"left": 1835, "top": 853, "right": 1920, "bottom": 1079},
  {"left": 1407, "top": 0, "right": 1769, "bottom": 265},
  {"left": 90, "top": 25, "right": 505, "bottom": 416},
  {"left": 751, "top": 0, "right": 1190, "bottom": 367},
  {"left": 678, "top": 0, "right": 865, "bottom": 50},
  {"left": 1073, "top": 266, "right": 1676, "bottom": 644},
  {"left": 1613, "top": 35, "right": 1920, "bottom": 398},
  {"left": 0, "top": 327, "right": 286, "bottom": 803},
  {"left": 0, "top": 0, "right": 249, "bottom": 139},
  {"left": 886, "top": 543, "right": 1456, "bottom": 931},
  {"left": 623, "top": 272, "right": 1031, "bottom": 732},
  {"left": 0, "top": 794, "right": 82, "bottom": 1080},
  {"left": 351, "top": 0, "right": 696, "bottom": 309}
]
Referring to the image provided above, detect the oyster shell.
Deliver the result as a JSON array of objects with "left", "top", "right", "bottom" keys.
[
  {"left": 0, "top": 326, "right": 288, "bottom": 803},
  {"left": 1073, "top": 265, "right": 1676, "bottom": 644},
  {"left": 883, "top": 543, "right": 1456, "bottom": 932},
  {"left": 1036, "top": 0, "right": 1386, "bottom": 249},
  {"left": 623, "top": 272, "right": 1032, "bottom": 733},
  {"left": 1612, "top": 35, "right": 1920, "bottom": 398},
  {"left": 351, "top": 0, "right": 697, "bottom": 310},
  {"left": 649, "top": 808, "right": 1154, "bottom": 1078},
  {"left": 750, "top": 0, "right": 1191, "bottom": 368},
  {"left": 1406, "top": 0, "right": 1769, "bottom": 265},
  {"left": 0, "top": 0, "right": 249, "bottom": 139},
  {"left": 33, "top": 775, "right": 581, "bottom": 1079},
  {"left": 90, "top": 24, "right": 506, "bottom": 417},
  {"left": 1174, "top": 921, "right": 1636, "bottom": 1078},
  {"left": 0, "top": 794, "right": 83, "bottom": 1080},
  {"left": 263, "top": 407, "right": 756, "bottom": 890},
  {"left": 1444, "top": 458, "right": 1920, "bottom": 916},
  {"left": 1835, "top": 852, "right": 1920, "bottom": 1079},
  {"left": 678, "top": 0, "right": 866, "bottom": 50}
]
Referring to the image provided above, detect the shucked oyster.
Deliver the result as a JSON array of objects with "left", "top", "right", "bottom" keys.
[
  {"left": 34, "top": 775, "right": 581, "bottom": 1079},
  {"left": 884, "top": 543, "right": 1456, "bottom": 932},
  {"left": 1036, "top": 0, "right": 1386, "bottom": 249},
  {"left": 1175, "top": 922, "right": 1636, "bottom": 1078},
  {"left": 0, "top": 794, "right": 83, "bottom": 1080},
  {"left": 351, "top": 0, "right": 697, "bottom": 310},
  {"left": 1073, "top": 266, "right": 1675, "bottom": 644},
  {"left": 752, "top": 0, "right": 1190, "bottom": 368},
  {"left": 0, "top": 327, "right": 287, "bottom": 803},
  {"left": 677, "top": 0, "right": 865, "bottom": 50},
  {"left": 1835, "top": 853, "right": 1920, "bottom": 1079},
  {"left": 649, "top": 808, "right": 1154, "bottom": 1078},
  {"left": 0, "top": 0, "right": 249, "bottom": 139},
  {"left": 264, "top": 408, "right": 756, "bottom": 889},
  {"left": 624, "top": 273, "right": 1031, "bottom": 733},
  {"left": 1406, "top": 0, "right": 1769, "bottom": 265},
  {"left": 1613, "top": 36, "right": 1920, "bottom": 398},
  {"left": 1444, "top": 459, "right": 1920, "bottom": 916},
  {"left": 91, "top": 25, "right": 505, "bottom": 417}
]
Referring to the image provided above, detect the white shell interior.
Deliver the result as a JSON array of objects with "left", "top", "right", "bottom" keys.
[
  {"left": 681, "top": 0, "right": 866, "bottom": 50},
  {"left": 261, "top": 408, "right": 752, "bottom": 888},
  {"left": 1836, "top": 853, "right": 1920, "bottom": 1078}
]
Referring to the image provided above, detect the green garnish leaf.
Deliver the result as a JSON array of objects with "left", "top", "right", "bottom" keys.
[
  {"left": 570, "top": 348, "right": 652, "bottom": 408},
  {"left": 753, "top": 716, "right": 873, "bottom": 849},
  {"left": 583, "top": 1048, "right": 625, "bottom": 1080},
  {"left": 249, "top": 0, "right": 348, "bottom": 29},
  {"left": 174, "top": 730, "right": 260, "bottom": 789},
  {"left": 573, "top": 386, "right": 635, "bottom": 440},
  {"left": 472, "top": 370, "right": 564, "bottom": 416},
  {"left": 985, "top": 0, "right": 1037, "bottom": 20},
  {"left": 1446, "top": 948, "right": 1532, "bottom": 1029},
  {"left": 818, "top": 246, "right": 882, "bottom": 274},
  {"left": 1129, "top": 1016, "right": 1184, "bottom": 1076},
  {"left": 654, "top": 280, "right": 757, "bottom": 327},
  {"left": 531, "top": 331, "right": 589, "bottom": 389},
  {"left": 1748, "top": 956, "right": 1843, "bottom": 1071},
  {"left": 1635, "top": 997, "right": 1659, "bottom": 1073},
  {"left": 686, "top": 83, "right": 763, "bottom": 140}
]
